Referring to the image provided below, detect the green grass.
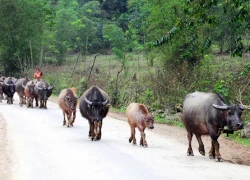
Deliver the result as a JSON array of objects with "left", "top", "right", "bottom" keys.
[
  {"left": 154, "top": 115, "right": 184, "bottom": 127},
  {"left": 110, "top": 107, "right": 126, "bottom": 114},
  {"left": 224, "top": 133, "right": 250, "bottom": 148}
]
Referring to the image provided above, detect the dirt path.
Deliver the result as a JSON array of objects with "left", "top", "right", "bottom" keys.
[{"left": 108, "top": 111, "right": 250, "bottom": 166}]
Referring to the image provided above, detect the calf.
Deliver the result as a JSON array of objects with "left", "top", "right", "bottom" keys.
[
  {"left": 24, "top": 80, "right": 36, "bottom": 108},
  {"left": 58, "top": 88, "right": 78, "bottom": 127},
  {"left": 182, "top": 92, "right": 245, "bottom": 162},
  {"left": 126, "top": 103, "right": 155, "bottom": 147}
]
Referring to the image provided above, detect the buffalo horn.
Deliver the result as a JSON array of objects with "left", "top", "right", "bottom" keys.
[
  {"left": 22, "top": 83, "right": 26, "bottom": 89},
  {"left": 84, "top": 97, "right": 93, "bottom": 105},
  {"left": 102, "top": 99, "right": 108, "bottom": 105},
  {"left": 212, "top": 104, "right": 228, "bottom": 110},
  {"left": 36, "top": 84, "right": 43, "bottom": 90},
  {"left": 48, "top": 85, "right": 54, "bottom": 90},
  {"left": 239, "top": 104, "right": 246, "bottom": 110},
  {"left": 4, "top": 82, "right": 10, "bottom": 86}
]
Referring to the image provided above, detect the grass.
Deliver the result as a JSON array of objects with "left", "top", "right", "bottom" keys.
[
  {"left": 224, "top": 133, "right": 250, "bottom": 148},
  {"left": 154, "top": 115, "right": 184, "bottom": 127}
]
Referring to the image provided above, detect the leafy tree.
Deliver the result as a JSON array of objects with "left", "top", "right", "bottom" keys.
[
  {"left": 0, "top": 0, "right": 53, "bottom": 75},
  {"left": 54, "top": 0, "right": 79, "bottom": 64}
]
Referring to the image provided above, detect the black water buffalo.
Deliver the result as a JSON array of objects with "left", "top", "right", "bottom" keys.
[
  {"left": 15, "top": 77, "right": 30, "bottom": 106},
  {"left": 0, "top": 76, "right": 5, "bottom": 102},
  {"left": 34, "top": 79, "right": 53, "bottom": 109},
  {"left": 182, "top": 91, "right": 245, "bottom": 162},
  {"left": 2, "top": 77, "right": 16, "bottom": 104},
  {"left": 0, "top": 81, "right": 3, "bottom": 103},
  {"left": 79, "top": 86, "right": 110, "bottom": 141}
]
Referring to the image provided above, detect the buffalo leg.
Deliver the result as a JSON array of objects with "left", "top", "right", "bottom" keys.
[
  {"left": 88, "top": 121, "right": 95, "bottom": 141},
  {"left": 129, "top": 127, "right": 136, "bottom": 145},
  {"left": 209, "top": 141, "right": 215, "bottom": 159},
  {"left": 39, "top": 100, "right": 43, "bottom": 108},
  {"left": 187, "top": 131, "right": 194, "bottom": 156},
  {"left": 140, "top": 129, "right": 147, "bottom": 147},
  {"left": 90, "top": 123, "right": 95, "bottom": 141},
  {"left": 63, "top": 111, "right": 66, "bottom": 126},
  {"left": 44, "top": 100, "right": 47, "bottom": 109},
  {"left": 71, "top": 111, "right": 76, "bottom": 126},
  {"left": 19, "top": 96, "right": 23, "bottom": 106},
  {"left": 35, "top": 97, "right": 39, "bottom": 107},
  {"left": 66, "top": 112, "right": 72, "bottom": 127},
  {"left": 96, "top": 121, "right": 102, "bottom": 140},
  {"left": 211, "top": 138, "right": 223, "bottom": 162},
  {"left": 196, "top": 134, "right": 205, "bottom": 156}
]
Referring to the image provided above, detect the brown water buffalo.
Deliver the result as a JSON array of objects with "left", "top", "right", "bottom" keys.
[
  {"left": 126, "top": 103, "right": 155, "bottom": 147},
  {"left": 24, "top": 80, "right": 36, "bottom": 108},
  {"left": 58, "top": 88, "right": 78, "bottom": 127},
  {"left": 2, "top": 77, "right": 16, "bottom": 104},
  {"left": 15, "top": 77, "right": 30, "bottom": 106},
  {"left": 69, "top": 87, "right": 78, "bottom": 95},
  {"left": 182, "top": 91, "right": 245, "bottom": 162},
  {"left": 79, "top": 86, "right": 110, "bottom": 141},
  {"left": 34, "top": 79, "right": 53, "bottom": 109}
]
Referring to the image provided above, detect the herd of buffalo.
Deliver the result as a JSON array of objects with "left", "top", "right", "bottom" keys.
[{"left": 0, "top": 75, "right": 246, "bottom": 162}]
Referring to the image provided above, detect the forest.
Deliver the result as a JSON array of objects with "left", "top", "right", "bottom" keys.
[{"left": 1, "top": 0, "right": 250, "bottom": 128}]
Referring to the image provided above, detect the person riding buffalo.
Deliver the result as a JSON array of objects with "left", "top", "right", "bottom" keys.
[{"left": 34, "top": 68, "right": 43, "bottom": 80}]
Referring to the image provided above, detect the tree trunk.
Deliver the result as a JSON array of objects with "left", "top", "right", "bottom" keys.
[{"left": 29, "top": 40, "right": 33, "bottom": 68}]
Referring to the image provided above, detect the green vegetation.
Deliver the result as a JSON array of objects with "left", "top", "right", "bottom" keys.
[{"left": 223, "top": 133, "right": 250, "bottom": 148}]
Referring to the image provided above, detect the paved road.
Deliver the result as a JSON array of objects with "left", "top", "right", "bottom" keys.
[{"left": 1, "top": 95, "right": 250, "bottom": 180}]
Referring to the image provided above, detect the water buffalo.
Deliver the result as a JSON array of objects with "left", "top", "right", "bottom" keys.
[
  {"left": 0, "top": 76, "right": 5, "bottom": 102},
  {"left": 24, "top": 80, "right": 36, "bottom": 108},
  {"left": 0, "top": 81, "right": 3, "bottom": 103},
  {"left": 15, "top": 77, "right": 30, "bottom": 106},
  {"left": 58, "top": 88, "right": 78, "bottom": 127},
  {"left": 126, "top": 103, "right": 155, "bottom": 147},
  {"left": 182, "top": 91, "right": 245, "bottom": 162},
  {"left": 79, "top": 86, "right": 110, "bottom": 141},
  {"left": 34, "top": 79, "right": 53, "bottom": 109},
  {"left": 2, "top": 77, "right": 16, "bottom": 104},
  {"left": 69, "top": 87, "right": 78, "bottom": 95}
]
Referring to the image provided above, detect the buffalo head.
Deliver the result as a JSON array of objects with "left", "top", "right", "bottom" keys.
[
  {"left": 64, "top": 95, "right": 78, "bottom": 111},
  {"left": 84, "top": 97, "right": 110, "bottom": 122},
  {"left": 143, "top": 114, "right": 155, "bottom": 129},
  {"left": 213, "top": 104, "right": 245, "bottom": 130},
  {"left": 36, "top": 83, "right": 53, "bottom": 100}
]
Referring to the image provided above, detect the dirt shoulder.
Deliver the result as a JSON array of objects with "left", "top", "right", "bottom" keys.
[
  {"left": 107, "top": 111, "right": 250, "bottom": 166},
  {"left": 0, "top": 114, "right": 14, "bottom": 180}
]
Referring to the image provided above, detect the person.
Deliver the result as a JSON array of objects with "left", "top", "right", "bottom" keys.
[{"left": 34, "top": 68, "right": 43, "bottom": 80}]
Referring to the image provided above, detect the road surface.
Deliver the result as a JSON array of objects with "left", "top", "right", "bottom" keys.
[{"left": 0, "top": 95, "right": 250, "bottom": 180}]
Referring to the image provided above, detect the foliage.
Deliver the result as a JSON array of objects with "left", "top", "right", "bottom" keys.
[{"left": 225, "top": 133, "right": 250, "bottom": 148}]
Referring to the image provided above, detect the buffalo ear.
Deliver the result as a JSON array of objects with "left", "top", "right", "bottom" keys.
[{"left": 212, "top": 104, "right": 228, "bottom": 111}]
